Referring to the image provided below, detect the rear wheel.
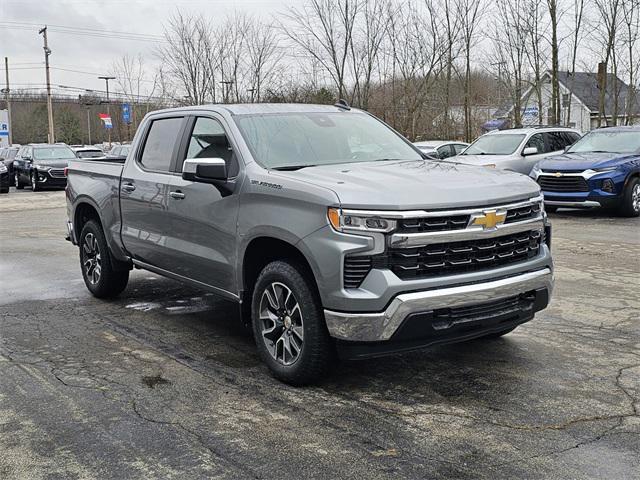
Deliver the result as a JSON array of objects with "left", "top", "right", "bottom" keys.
[
  {"left": 79, "top": 220, "right": 129, "bottom": 298},
  {"left": 251, "top": 260, "right": 334, "bottom": 385},
  {"left": 14, "top": 172, "right": 24, "bottom": 189},
  {"left": 619, "top": 178, "right": 640, "bottom": 217}
]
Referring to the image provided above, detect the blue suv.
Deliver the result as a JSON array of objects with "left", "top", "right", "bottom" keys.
[{"left": 530, "top": 126, "right": 640, "bottom": 217}]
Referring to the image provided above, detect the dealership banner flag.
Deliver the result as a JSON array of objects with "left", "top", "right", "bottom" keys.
[{"left": 99, "top": 113, "right": 113, "bottom": 129}]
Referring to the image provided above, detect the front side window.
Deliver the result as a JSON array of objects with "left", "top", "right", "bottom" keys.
[
  {"left": 184, "top": 117, "right": 238, "bottom": 176},
  {"left": 234, "top": 112, "right": 421, "bottom": 169},
  {"left": 139, "top": 117, "right": 184, "bottom": 172},
  {"left": 525, "top": 134, "right": 546, "bottom": 154},
  {"left": 567, "top": 131, "right": 640, "bottom": 154},
  {"left": 462, "top": 134, "right": 526, "bottom": 156},
  {"left": 453, "top": 144, "right": 467, "bottom": 154},
  {"left": 33, "top": 146, "right": 76, "bottom": 161}
]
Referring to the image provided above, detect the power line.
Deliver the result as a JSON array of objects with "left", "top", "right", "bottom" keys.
[
  {"left": 0, "top": 23, "right": 167, "bottom": 43},
  {"left": 0, "top": 21, "right": 165, "bottom": 40}
]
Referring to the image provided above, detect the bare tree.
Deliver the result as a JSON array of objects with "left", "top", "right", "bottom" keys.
[
  {"left": 111, "top": 54, "right": 158, "bottom": 130},
  {"left": 281, "top": 0, "right": 360, "bottom": 101},
  {"left": 245, "top": 19, "right": 283, "bottom": 103},
  {"left": 523, "top": 0, "right": 549, "bottom": 125},
  {"left": 546, "top": 0, "right": 562, "bottom": 125},
  {"left": 621, "top": 0, "right": 639, "bottom": 124},
  {"left": 157, "top": 12, "right": 215, "bottom": 105},
  {"left": 566, "top": 0, "right": 587, "bottom": 126}
]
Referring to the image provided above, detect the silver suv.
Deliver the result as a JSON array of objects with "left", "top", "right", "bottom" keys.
[{"left": 458, "top": 127, "right": 582, "bottom": 174}]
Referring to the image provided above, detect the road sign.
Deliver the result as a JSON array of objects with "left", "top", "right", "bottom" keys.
[
  {"left": 99, "top": 113, "right": 113, "bottom": 129},
  {"left": 0, "top": 110, "right": 9, "bottom": 147},
  {"left": 122, "top": 103, "right": 131, "bottom": 124}
]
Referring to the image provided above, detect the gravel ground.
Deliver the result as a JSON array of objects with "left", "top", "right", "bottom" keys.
[{"left": 0, "top": 188, "right": 638, "bottom": 479}]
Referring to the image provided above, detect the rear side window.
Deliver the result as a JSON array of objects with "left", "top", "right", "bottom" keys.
[
  {"left": 139, "top": 117, "right": 184, "bottom": 172},
  {"left": 545, "top": 132, "right": 570, "bottom": 152}
]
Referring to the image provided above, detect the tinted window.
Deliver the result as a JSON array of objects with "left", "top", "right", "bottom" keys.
[
  {"left": 545, "top": 132, "right": 568, "bottom": 152},
  {"left": 76, "top": 150, "right": 104, "bottom": 159},
  {"left": 139, "top": 117, "right": 184, "bottom": 172},
  {"left": 437, "top": 145, "right": 454, "bottom": 159},
  {"left": 525, "top": 134, "right": 545, "bottom": 154},
  {"left": 185, "top": 117, "right": 238, "bottom": 176},
  {"left": 453, "top": 144, "right": 467, "bottom": 154}
]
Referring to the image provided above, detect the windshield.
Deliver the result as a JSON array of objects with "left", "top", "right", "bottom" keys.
[
  {"left": 461, "top": 134, "right": 526, "bottom": 155},
  {"left": 234, "top": 112, "right": 422, "bottom": 169},
  {"left": 33, "top": 146, "right": 76, "bottom": 161},
  {"left": 76, "top": 150, "right": 104, "bottom": 159},
  {"left": 567, "top": 131, "right": 640, "bottom": 154}
]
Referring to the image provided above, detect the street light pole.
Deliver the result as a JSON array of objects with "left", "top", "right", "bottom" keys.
[
  {"left": 86, "top": 107, "right": 92, "bottom": 145},
  {"left": 3, "top": 57, "right": 12, "bottom": 145},
  {"left": 39, "top": 26, "right": 55, "bottom": 143},
  {"left": 98, "top": 75, "right": 115, "bottom": 148}
]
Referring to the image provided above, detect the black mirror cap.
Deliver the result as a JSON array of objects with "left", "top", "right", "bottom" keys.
[{"left": 182, "top": 158, "right": 227, "bottom": 183}]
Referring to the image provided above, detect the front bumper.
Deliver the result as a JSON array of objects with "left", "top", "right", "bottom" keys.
[
  {"left": 34, "top": 169, "right": 67, "bottom": 188},
  {"left": 325, "top": 267, "right": 553, "bottom": 346}
]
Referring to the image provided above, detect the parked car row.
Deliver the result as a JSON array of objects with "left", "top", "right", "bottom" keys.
[{"left": 418, "top": 125, "right": 640, "bottom": 217}]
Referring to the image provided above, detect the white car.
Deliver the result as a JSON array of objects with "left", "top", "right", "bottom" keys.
[
  {"left": 457, "top": 127, "right": 582, "bottom": 174},
  {"left": 413, "top": 140, "right": 469, "bottom": 159}
]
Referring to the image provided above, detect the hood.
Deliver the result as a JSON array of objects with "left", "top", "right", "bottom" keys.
[
  {"left": 271, "top": 160, "right": 540, "bottom": 210},
  {"left": 456, "top": 154, "right": 514, "bottom": 166},
  {"left": 33, "top": 159, "right": 70, "bottom": 169},
  {"left": 537, "top": 151, "right": 639, "bottom": 172}
]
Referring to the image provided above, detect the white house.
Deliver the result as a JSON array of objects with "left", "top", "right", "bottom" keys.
[{"left": 493, "top": 71, "right": 639, "bottom": 133}]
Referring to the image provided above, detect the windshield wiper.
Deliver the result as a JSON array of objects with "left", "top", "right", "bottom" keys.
[{"left": 271, "top": 164, "right": 317, "bottom": 171}]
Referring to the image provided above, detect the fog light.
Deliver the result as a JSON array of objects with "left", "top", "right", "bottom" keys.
[{"left": 602, "top": 179, "right": 615, "bottom": 193}]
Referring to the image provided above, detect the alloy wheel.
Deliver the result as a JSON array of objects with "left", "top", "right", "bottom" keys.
[
  {"left": 82, "top": 233, "right": 102, "bottom": 285},
  {"left": 14, "top": 172, "right": 19, "bottom": 187},
  {"left": 259, "top": 282, "right": 304, "bottom": 366},
  {"left": 633, "top": 184, "right": 640, "bottom": 213},
  {"left": 31, "top": 173, "right": 36, "bottom": 190}
]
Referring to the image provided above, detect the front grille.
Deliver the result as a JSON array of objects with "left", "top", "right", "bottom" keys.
[
  {"left": 374, "top": 230, "right": 542, "bottom": 280},
  {"left": 505, "top": 203, "right": 541, "bottom": 223},
  {"left": 49, "top": 168, "right": 66, "bottom": 178},
  {"left": 538, "top": 175, "right": 588, "bottom": 192},
  {"left": 343, "top": 256, "right": 372, "bottom": 289},
  {"left": 397, "top": 215, "right": 469, "bottom": 233}
]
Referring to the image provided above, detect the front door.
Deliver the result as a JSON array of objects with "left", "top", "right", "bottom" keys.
[
  {"left": 119, "top": 115, "right": 186, "bottom": 270},
  {"left": 165, "top": 116, "right": 241, "bottom": 296}
]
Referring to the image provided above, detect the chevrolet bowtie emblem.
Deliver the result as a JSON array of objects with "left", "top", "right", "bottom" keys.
[
  {"left": 472, "top": 210, "right": 507, "bottom": 230},
  {"left": 554, "top": 172, "right": 563, "bottom": 177}
]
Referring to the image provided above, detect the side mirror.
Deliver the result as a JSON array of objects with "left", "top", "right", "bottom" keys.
[
  {"left": 522, "top": 147, "right": 538, "bottom": 156},
  {"left": 182, "top": 158, "right": 227, "bottom": 183}
]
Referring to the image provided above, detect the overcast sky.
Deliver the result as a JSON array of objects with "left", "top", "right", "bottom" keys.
[{"left": 0, "top": 0, "right": 289, "bottom": 94}]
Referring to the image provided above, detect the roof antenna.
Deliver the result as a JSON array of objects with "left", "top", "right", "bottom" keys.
[{"left": 334, "top": 98, "right": 351, "bottom": 110}]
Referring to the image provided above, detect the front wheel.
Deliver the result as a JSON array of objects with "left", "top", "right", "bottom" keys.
[
  {"left": 251, "top": 260, "right": 334, "bottom": 385},
  {"left": 31, "top": 172, "right": 40, "bottom": 192},
  {"left": 15, "top": 172, "right": 24, "bottom": 189},
  {"left": 619, "top": 178, "right": 640, "bottom": 217},
  {"left": 79, "top": 220, "right": 129, "bottom": 298}
]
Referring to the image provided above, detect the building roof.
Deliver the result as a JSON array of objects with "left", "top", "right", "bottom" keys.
[{"left": 558, "top": 71, "right": 638, "bottom": 115}]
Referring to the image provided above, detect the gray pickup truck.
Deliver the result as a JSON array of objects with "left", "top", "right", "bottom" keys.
[{"left": 66, "top": 103, "right": 553, "bottom": 385}]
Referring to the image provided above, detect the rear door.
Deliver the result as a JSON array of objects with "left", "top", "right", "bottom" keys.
[
  {"left": 165, "top": 114, "right": 242, "bottom": 296},
  {"left": 119, "top": 115, "right": 187, "bottom": 270}
]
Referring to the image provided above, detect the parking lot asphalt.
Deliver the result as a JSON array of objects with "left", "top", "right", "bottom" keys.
[{"left": 0, "top": 187, "right": 638, "bottom": 480}]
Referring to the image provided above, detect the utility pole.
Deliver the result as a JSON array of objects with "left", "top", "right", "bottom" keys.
[
  {"left": 86, "top": 107, "right": 92, "bottom": 145},
  {"left": 39, "top": 26, "right": 55, "bottom": 143},
  {"left": 3, "top": 57, "right": 12, "bottom": 145},
  {"left": 98, "top": 76, "right": 115, "bottom": 147}
]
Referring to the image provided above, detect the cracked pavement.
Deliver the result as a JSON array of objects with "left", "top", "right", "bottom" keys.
[{"left": 1, "top": 189, "right": 638, "bottom": 479}]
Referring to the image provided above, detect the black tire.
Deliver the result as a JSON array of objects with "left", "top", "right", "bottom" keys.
[
  {"left": 619, "top": 177, "right": 640, "bottom": 218},
  {"left": 31, "top": 172, "right": 40, "bottom": 192},
  {"left": 251, "top": 260, "right": 334, "bottom": 386},
  {"left": 15, "top": 172, "right": 24, "bottom": 189},
  {"left": 79, "top": 220, "right": 129, "bottom": 298},
  {"left": 545, "top": 205, "right": 558, "bottom": 213},
  {"left": 0, "top": 183, "right": 8, "bottom": 194}
]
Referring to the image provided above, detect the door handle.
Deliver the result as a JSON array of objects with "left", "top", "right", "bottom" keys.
[
  {"left": 121, "top": 182, "right": 136, "bottom": 192},
  {"left": 169, "top": 191, "right": 185, "bottom": 199}
]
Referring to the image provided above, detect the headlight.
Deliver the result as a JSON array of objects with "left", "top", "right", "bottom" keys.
[
  {"left": 593, "top": 166, "right": 617, "bottom": 172},
  {"left": 327, "top": 208, "right": 396, "bottom": 233},
  {"left": 0, "top": 164, "right": 7, "bottom": 174},
  {"left": 34, "top": 165, "right": 50, "bottom": 172}
]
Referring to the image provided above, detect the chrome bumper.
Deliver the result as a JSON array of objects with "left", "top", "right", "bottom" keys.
[
  {"left": 544, "top": 200, "right": 601, "bottom": 208},
  {"left": 324, "top": 268, "right": 553, "bottom": 342}
]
